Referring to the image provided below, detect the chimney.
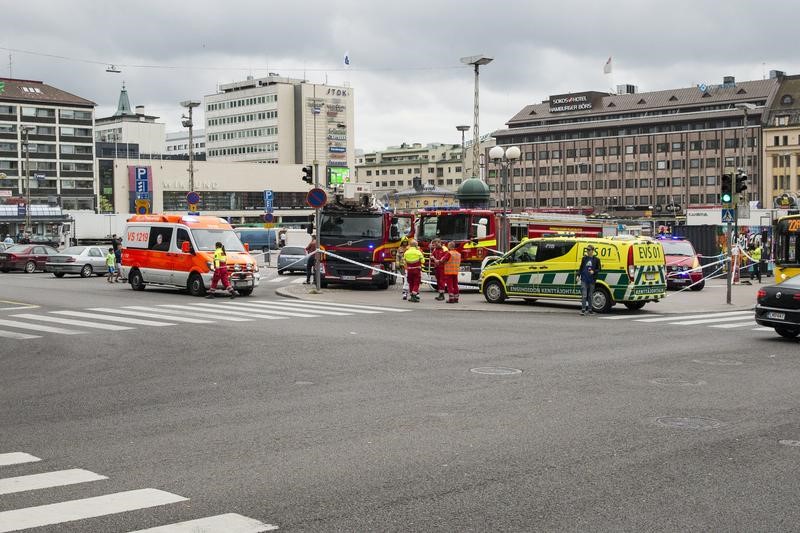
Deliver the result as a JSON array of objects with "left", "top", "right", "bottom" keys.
[
  {"left": 135, "top": 105, "right": 145, "bottom": 115},
  {"left": 723, "top": 76, "right": 735, "bottom": 87},
  {"left": 616, "top": 84, "right": 638, "bottom": 95}
]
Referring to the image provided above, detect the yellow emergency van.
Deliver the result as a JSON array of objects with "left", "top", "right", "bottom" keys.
[{"left": 480, "top": 236, "right": 666, "bottom": 312}]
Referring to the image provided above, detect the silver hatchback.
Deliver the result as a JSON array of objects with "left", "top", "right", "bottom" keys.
[
  {"left": 46, "top": 246, "right": 110, "bottom": 278},
  {"left": 277, "top": 246, "right": 308, "bottom": 274}
]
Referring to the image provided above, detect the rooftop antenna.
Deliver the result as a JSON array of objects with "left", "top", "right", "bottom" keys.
[
  {"left": 762, "top": 62, "right": 766, "bottom": 80},
  {"left": 7, "top": 52, "right": 11, "bottom": 78},
  {"left": 106, "top": 64, "right": 121, "bottom": 73}
]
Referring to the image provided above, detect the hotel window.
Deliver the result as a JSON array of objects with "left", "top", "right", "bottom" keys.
[
  {"left": 513, "top": 168, "right": 521, "bottom": 177},
  {"left": 690, "top": 194, "right": 700, "bottom": 204},
  {"left": 580, "top": 181, "right": 589, "bottom": 190},
  {"left": 747, "top": 137, "right": 757, "bottom": 148},
  {"left": 656, "top": 160, "right": 668, "bottom": 170},
  {"left": 657, "top": 195, "right": 667, "bottom": 204},
  {"left": 724, "top": 138, "right": 739, "bottom": 149},
  {"left": 595, "top": 180, "right": 605, "bottom": 189},
  {"left": 552, "top": 166, "right": 562, "bottom": 175},
  {"left": 690, "top": 159, "right": 701, "bottom": 168},
  {"left": 706, "top": 175, "right": 717, "bottom": 185},
  {"left": 672, "top": 160, "right": 684, "bottom": 169},
  {"left": 566, "top": 165, "right": 575, "bottom": 174},
  {"left": 595, "top": 164, "right": 605, "bottom": 173},
  {"left": 690, "top": 140, "right": 703, "bottom": 151},
  {"left": 539, "top": 166, "right": 549, "bottom": 176},
  {"left": 639, "top": 161, "right": 650, "bottom": 171},
  {"left": 706, "top": 140, "right": 720, "bottom": 149},
  {"left": 671, "top": 177, "right": 684, "bottom": 186},
  {"left": 608, "top": 179, "right": 619, "bottom": 188},
  {"left": 639, "top": 196, "right": 651, "bottom": 204},
  {"left": 639, "top": 144, "right": 652, "bottom": 154},
  {"left": 656, "top": 143, "right": 669, "bottom": 153},
  {"left": 608, "top": 163, "right": 619, "bottom": 172},
  {"left": 566, "top": 181, "right": 577, "bottom": 190},
  {"left": 656, "top": 178, "right": 667, "bottom": 187},
  {"left": 706, "top": 157, "right": 717, "bottom": 167},
  {"left": 724, "top": 157, "right": 735, "bottom": 167},
  {"left": 525, "top": 167, "right": 533, "bottom": 176},
  {"left": 579, "top": 148, "right": 590, "bottom": 157},
  {"left": 539, "top": 150, "right": 549, "bottom": 159},
  {"left": 624, "top": 145, "right": 636, "bottom": 155},
  {"left": 690, "top": 176, "right": 701, "bottom": 186},
  {"left": 609, "top": 146, "right": 620, "bottom": 156},
  {"left": 625, "top": 196, "right": 636, "bottom": 204},
  {"left": 639, "top": 178, "right": 651, "bottom": 187},
  {"left": 625, "top": 162, "right": 635, "bottom": 171},
  {"left": 551, "top": 150, "right": 561, "bottom": 159},
  {"left": 578, "top": 164, "right": 590, "bottom": 174},
  {"left": 595, "top": 147, "right": 606, "bottom": 157},
  {"left": 525, "top": 152, "right": 534, "bottom": 160},
  {"left": 625, "top": 179, "right": 636, "bottom": 188},
  {"left": 671, "top": 142, "right": 684, "bottom": 151},
  {"left": 705, "top": 193, "right": 718, "bottom": 203},
  {"left": 566, "top": 149, "right": 577, "bottom": 158}
]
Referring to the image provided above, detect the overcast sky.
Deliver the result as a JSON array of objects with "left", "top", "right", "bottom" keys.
[{"left": 2, "top": 0, "right": 799, "bottom": 152}]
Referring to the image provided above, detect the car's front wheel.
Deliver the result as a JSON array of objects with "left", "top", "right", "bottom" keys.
[
  {"left": 24, "top": 261, "right": 36, "bottom": 273},
  {"left": 483, "top": 279, "right": 507, "bottom": 304},
  {"left": 53, "top": 272, "right": 65, "bottom": 278},
  {"left": 690, "top": 280, "right": 705, "bottom": 291},
  {"left": 775, "top": 326, "right": 800, "bottom": 339},
  {"left": 591, "top": 286, "right": 613, "bottom": 313}
]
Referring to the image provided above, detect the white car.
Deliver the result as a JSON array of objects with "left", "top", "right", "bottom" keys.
[{"left": 46, "top": 246, "right": 110, "bottom": 278}]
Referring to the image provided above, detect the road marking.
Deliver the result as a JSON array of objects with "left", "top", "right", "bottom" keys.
[
  {"left": 154, "top": 305, "right": 253, "bottom": 322},
  {"left": 261, "top": 301, "right": 382, "bottom": 314},
  {"left": 634, "top": 311, "right": 752, "bottom": 323},
  {"left": 189, "top": 303, "right": 290, "bottom": 319},
  {"left": 709, "top": 321, "right": 758, "bottom": 329},
  {"left": 291, "top": 278, "right": 306, "bottom": 284},
  {"left": 129, "top": 513, "right": 279, "bottom": 532},
  {"left": 232, "top": 301, "right": 351, "bottom": 316},
  {"left": 672, "top": 315, "right": 759, "bottom": 326},
  {"left": 0, "top": 468, "right": 107, "bottom": 496},
  {"left": 0, "top": 318, "right": 83, "bottom": 335},
  {"left": 753, "top": 327, "right": 773, "bottom": 331},
  {"left": 51, "top": 311, "right": 175, "bottom": 327},
  {"left": 91, "top": 308, "right": 212, "bottom": 324},
  {"left": 0, "top": 488, "right": 187, "bottom": 532},
  {"left": 0, "top": 299, "right": 39, "bottom": 311},
  {"left": 208, "top": 301, "right": 321, "bottom": 318},
  {"left": 10, "top": 314, "right": 133, "bottom": 331},
  {"left": 0, "top": 453, "right": 40, "bottom": 467},
  {"left": 303, "top": 300, "right": 412, "bottom": 313},
  {"left": 599, "top": 314, "right": 662, "bottom": 320},
  {"left": 0, "top": 330, "right": 40, "bottom": 340},
  {"left": 268, "top": 277, "right": 288, "bottom": 283}
]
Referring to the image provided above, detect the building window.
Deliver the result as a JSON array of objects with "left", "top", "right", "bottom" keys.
[
  {"left": 690, "top": 159, "right": 701, "bottom": 169},
  {"left": 639, "top": 144, "right": 652, "bottom": 154},
  {"left": 690, "top": 194, "right": 700, "bottom": 204},
  {"left": 671, "top": 177, "right": 684, "bottom": 186},
  {"left": 538, "top": 166, "right": 549, "bottom": 176},
  {"left": 625, "top": 162, "right": 635, "bottom": 172},
  {"left": 639, "top": 161, "right": 650, "bottom": 171},
  {"left": 608, "top": 163, "right": 619, "bottom": 172},
  {"left": 656, "top": 178, "right": 666, "bottom": 187},
  {"left": 566, "top": 149, "right": 576, "bottom": 158},
  {"left": 389, "top": 169, "right": 395, "bottom": 175},
  {"left": 595, "top": 180, "right": 605, "bottom": 189},
  {"left": 525, "top": 167, "right": 533, "bottom": 176},
  {"left": 671, "top": 142, "right": 684, "bottom": 151},
  {"left": 551, "top": 150, "right": 561, "bottom": 159},
  {"left": 427, "top": 167, "right": 434, "bottom": 174},
  {"left": 783, "top": 135, "right": 789, "bottom": 146},
  {"left": 552, "top": 166, "right": 562, "bottom": 175},
  {"left": 690, "top": 140, "right": 703, "bottom": 151},
  {"left": 639, "top": 178, "right": 651, "bottom": 187},
  {"left": 724, "top": 138, "right": 739, "bottom": 149},
  {"left": 705, "top": 193, "right": 718, "bottom": 203},
  {"left": 690, "top": 176, "right": 701, "bottom": 186},
  {"left": 625, "top": 179, "right": 636, "bottom": 188},
  {"left": 705, "top": 139, "right": 720, "bottom": 150},
  {"left": 579, "top": 148, "right": 591, "bottom": 157},
  {"left": 672, "top": 160, "right": 684, "bottom": 170},
  {"left": 706, "top": 175, "right": 717, "bottom": 185},
  {"left": 595, "top": 147, "right": 606, "bottom": 157},
  {"left": 609, "top": 146, "right": 620, "bottom": 156},
  {"left": 595, "top": 164, "right": 605, "bottom": 173},
  {"left": 624, "top": 145, "right": 636, "bottom": 155},
  {"left": 656, "top": 160, "right": 668, "bottom": 170},
  {"left": 657, "top": 143, "right": 669, "bottom": 153},
  {"left": 539, "top": 150, "right": 549, "bottom": 159}
]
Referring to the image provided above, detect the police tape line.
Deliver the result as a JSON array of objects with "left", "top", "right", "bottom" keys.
[{"left": 320, "top": 249, "right": 438, "bottom": 286}]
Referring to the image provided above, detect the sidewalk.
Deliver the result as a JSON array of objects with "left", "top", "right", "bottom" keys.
[{"left": 275, "top": 276, "right": 764, "bottom": 315}]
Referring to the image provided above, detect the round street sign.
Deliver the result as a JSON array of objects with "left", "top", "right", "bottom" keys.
[
  {"left": 186, "top": 191, "right": 200, "bottom": 204},
  {"left": 262, "top": 213, "right": 274, "bottom": 222},
  {"left": 306, "top": 187, "right": 328, "bottom": 209}
]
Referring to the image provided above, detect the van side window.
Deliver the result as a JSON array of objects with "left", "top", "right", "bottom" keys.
[
  {"left": 148, "top": 227, "right": 173, "bottom": 252},
  {"left": 176, "top": 229, "right": 192, "bottom": 252},
  {"left": 535, "top": 242, "right": 575, "bottom": 262},
  {"left": 511, "top": 241, "right": 537, "bottom": 262}
]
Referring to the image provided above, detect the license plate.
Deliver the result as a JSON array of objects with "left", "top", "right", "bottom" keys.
[
  {"left": 0, "top": 255, "right": 6, "bottom": 260},
  {"left": 645, "top": 273, "right": 655, "bottom": 281},
  {"left": 767, "top": 311, "right": 786, "bottom": 320},
  {"left": 460, "top": 265, "right": 471, "bottom": 272},
  {"left": 342, "top": 275, "right": 356, "bottom": 281}
]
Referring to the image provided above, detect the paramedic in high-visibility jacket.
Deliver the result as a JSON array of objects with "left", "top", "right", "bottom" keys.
[
  {"left": 444, "top": 241, "right": 462, "bottom": 303},
  {"left": 403, "top": 239, "right": 425, "bottom": 303},
  {"left": 207, "top": 242, "right": 237, "bottom": 298}
]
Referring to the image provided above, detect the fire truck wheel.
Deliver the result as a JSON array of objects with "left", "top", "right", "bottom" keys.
[{"left": 483, "top": 279, "right": 507, "bottom": 304}]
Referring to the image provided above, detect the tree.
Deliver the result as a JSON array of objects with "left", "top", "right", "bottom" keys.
[{"left": 98, "top": 196, "right": 114, "bottom": 213}]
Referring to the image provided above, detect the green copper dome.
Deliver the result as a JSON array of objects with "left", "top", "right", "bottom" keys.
[{"left": 456, "top": 177, "right": 490, "bottom": 208}]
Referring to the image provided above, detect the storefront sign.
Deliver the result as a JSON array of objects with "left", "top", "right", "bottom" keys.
[
  {"left": 326, "top": 88, "right": 348, "bottom": 97},
  {"left": 549, "top": 92, "right": 594, "bottom": 113},
  {"left": 687, "top": 208, "right": 722, "bottom": 225},
  {"left": 329, "top": 146, "right": 346, "bottom": 153}
]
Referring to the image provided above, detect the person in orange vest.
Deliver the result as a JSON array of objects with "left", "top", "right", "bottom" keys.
[
  {"left": 444, "top": 241, "right": 461, "bottom": 303},
  {"left": 431, "top": 238, "right": 450, "bottom": 301}
]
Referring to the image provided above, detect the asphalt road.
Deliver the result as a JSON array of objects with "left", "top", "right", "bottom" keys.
[{"left": 0, "top": 270, "right": 799, "bottom": 532}]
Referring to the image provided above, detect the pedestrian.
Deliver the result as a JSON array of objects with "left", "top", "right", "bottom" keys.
[
  {"left": 431, "top": 238, "right": 450, "bottom": 301},
  {"left": 113, "top": 237, "right": 123, "bottom": 282},
  {"left": 578, "top": 244, "right": 601, "bottom": 315},
  {"left": 279, "top": 229, "right": 287, "bottom": 248},
  {"left": 404, "top": 239, "right": 425, "bottom": 303},
  {"left": 3, "top": 234, "right": 12, "bottom": 245},
  {"left": 304, "top": 237, "right": 318, "bottom": 284},
  {"left": 750, "top": 242, "right": 762, "bottom": 283},
  {"left": 731, "top": 241, "right": 741, "bottom": 284},
  {"left": 396, "top": 236, "right": 409, "bottom": 300},
  {"left": 105, "top": 247, "right": 116, "bottom": 283},
  {"left": 444, "top": 241, "right": 461, "bottom": 304},
  {"left": 207, "top": 241, "right": 237, "bottom": 298}
]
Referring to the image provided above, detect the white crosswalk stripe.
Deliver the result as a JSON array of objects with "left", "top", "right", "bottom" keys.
[
  {"left": 129, "top": 513, "right": 279, "bottom": 532},
  {"left": 0, "top": 318, "right": 84, "bottom": 335},
  {"left": 51, "top": 310, "right": 176, "bottom": 327},
  {"left": 189, "top": 302, "right": 291, "bottom": 319},
  {"left": 306, "top": 300, "right": 412, "bottom": 313},
  {"left": 0, "top": 468, "right": 107, "bottom": 496},
  {"left": 226, "top": 301, "right": 350, "bottom": 316},
  {"left": 600, "top": 308, "right": 771, "bottom": 332},
  {"left": 91, "top": 307, "right": 213, "bottom": 324},
  {"left": 710, "top": 321, "right": 758, "bottom": 329},
  {"left": 598, "top": 314, "right": 663, "bottom": 320},
  {"left": 0, "top": 452, "right": 278, "bottom": 531},
  {"left": 632, "top": 311, "right": 752, "bottom": 323},
  {"left": 263, "top": 300, "right": 382, "bottom": 314},
  {"left": 0, "top": 453, "right": 40, "bottom": 467},
  {"left": 291, "top": 278, "right": 306, "bottom": 284},
  {"left": 0, "top": 330, "right": 40, "bottom": 340},
  {"left": 11, "top": 313, "right": 133, "bottom": 331}
]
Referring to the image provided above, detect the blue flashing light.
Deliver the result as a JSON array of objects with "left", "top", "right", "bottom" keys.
[{"left": 368, "top": 244, "right": 374, "bottom": 249}]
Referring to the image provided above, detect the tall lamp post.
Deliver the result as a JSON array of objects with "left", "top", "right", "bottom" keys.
[
  {"left": 180, "top": 100, "right": 200, "bottom": 193},
  {"left": 21, "top": 125, "right": 34, "bottom": 235},
  {"left": 456, "top": 125, "right": 470, "bottom": 178},
  {"left": 489, "top": 145, "right": 521, "bottom": 253},
  {"left": 460, "top": 55, "right": 493, "bottom": 180}
]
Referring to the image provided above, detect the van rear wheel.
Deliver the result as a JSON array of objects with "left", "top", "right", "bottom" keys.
[
  {"left": 129, "top": 269, "right": 145, "bottom": 291},
  {"left": 591, "top": 286, "right": 613, "bottom": 313},
  {"left": 624, "top": 301, "right": 646, "bottom": 310},
  {"left": 187, "top": 272, "right": 206, "bottom": 297}
]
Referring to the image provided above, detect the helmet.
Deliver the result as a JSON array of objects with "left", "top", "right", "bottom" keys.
[{"left": 400, "top": 236, "right": 409, "bottom": 244}]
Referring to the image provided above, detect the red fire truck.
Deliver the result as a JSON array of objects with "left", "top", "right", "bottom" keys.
[{"left": 318, "top": 188, "right": 413, "bottom": 289}]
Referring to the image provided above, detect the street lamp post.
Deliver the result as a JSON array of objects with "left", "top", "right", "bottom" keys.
[
  {"left": 460, "top": 55, "right": 493, "bottom": 180},
  {"left": 489, "top": 145, "right": 521, "bottom": 253},
  {"left": 21, "top": 126, "right": 34, "bottom": 235},
  {"left": 456, "top": 125, "right": 470, "bottom": 179},
  {"left": 180, "top": 100, "right": 200, "bottom": 193}
]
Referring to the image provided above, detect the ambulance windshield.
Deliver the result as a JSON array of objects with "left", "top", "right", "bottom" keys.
[{"left": 191, "top": 229, "right": 246, "bottom": 252}]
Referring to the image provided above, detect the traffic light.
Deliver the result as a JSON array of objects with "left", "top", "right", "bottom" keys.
[
  {"left": 735, "top": 171, "right": 748, "bottom": 194},
  {"left": 721, "top": 173, "right": 733, "bottom": 204},
  {"left": 306, "top": 213, "right": 315, "bottom": 235},
  {"left": 301, "top": 166, "right": 313, "bottom": 184}
]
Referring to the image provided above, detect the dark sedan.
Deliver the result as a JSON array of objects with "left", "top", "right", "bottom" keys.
[
  {"left": 755, "top": 275, "right": 800, "bottom": 339},
  {"left": 0, "top": 244, "right": 59, "bottom": 273}
]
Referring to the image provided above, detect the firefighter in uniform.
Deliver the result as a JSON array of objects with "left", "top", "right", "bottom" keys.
[
  {"left": 431, "top": 239, "right": 450, "bottom": 301},
  {"left": 444, "top": 241, "right": 461, "bottom": 303},
  {"left": 403, "top": 239, "right": 425, "bottom": 303},
  {"left": 207, "top": 242, "right": 237, "bottom": 298}
]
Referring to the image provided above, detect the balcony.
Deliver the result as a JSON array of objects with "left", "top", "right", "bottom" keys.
[
  {"left": 60, "top": 152, "right": 93, "bottom": 160},
  {"left": 28, "top": 152, "right": 58, "bottom": 160},
  {"left": 59, "top": 118, "right": 93, "bottom": 126},
  {"left": 0, "top": 150, "right": 17, "bottom": 158},
  {"left": 28, "top": 134, "right": 56, "bottom": 142},
  {"left": 21, "top": 115, "right": 56, "bottom": 124},
  {"left": 59, "top": 135, "right": 93, "bottom": 144},
  {"left": 0, "top": 114, "right": 16, "bottom": 122},
  {"left": 60, "top": 171, "right": 94, "bottom": 178}
]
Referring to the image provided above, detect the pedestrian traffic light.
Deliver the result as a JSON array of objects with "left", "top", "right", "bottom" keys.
[
  {"left": 721, "top": 173, "right": 733, "bottom": 204},
  {"left": 735, "top": 171, "right": 748, "bottom": 194},
  {"left": 301, "top": 166, "right": 313, "bottom": 184}
]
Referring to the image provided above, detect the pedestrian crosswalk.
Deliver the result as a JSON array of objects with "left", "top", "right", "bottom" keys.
[
  {"left": 599, "top": 309, "right": 771, "bottom": 332},
  {"left": 0, "top": 451, "right": 278, "bottom": 532},
  {"left": 0, "top": 299, "right": 411, "bottom": 342}
]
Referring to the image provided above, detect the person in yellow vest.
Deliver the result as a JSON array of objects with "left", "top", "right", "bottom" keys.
[
  {"left": 207, "top": 242, "right": 237, "bottom": 298},
  {"left": 750, "top": 242, "right": 762, "bottom": 283},
  {"left": 403, "top": 239, "right": 425, "bottom": 303},
  {"left": 444, "top": 241, "right": 462, "bottom": 303}
]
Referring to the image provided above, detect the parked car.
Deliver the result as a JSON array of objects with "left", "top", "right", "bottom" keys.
[
  {"left": 277, "top": 246, "right": 308, "bottom": 274},
  {"left": 235, "top": 228, "right": 278, "bottom": 253},
  {"left": 0, "top": 243, "right": 10, "bottom": 253},
  {"left": 46, "top": 245, "right": 109, "bottom": 278},
  {"left": 0, "top": 244, "right": 59, "bottom": 273},
  {"left": 658, "top": 236, "right": 705, "bottom": 291},
  {"left": 755, "top": 275, "right": 800, "bottom": 339}
]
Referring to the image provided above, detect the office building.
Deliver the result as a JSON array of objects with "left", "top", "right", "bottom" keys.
[
  {"left": 204, "top": 74, "right": 355, "bottom": 178},
  {"left": 95, "top": 84, "right": 165, "bottom": 158},
  {"left": 762, "top": 72, "right": 800, "bottom": 210},
  {"left": 491, "top": 75, "right": 780, "bottom": 217},
  {"left": 164, "top": 128, "right": 206, "bottom": 158}
]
